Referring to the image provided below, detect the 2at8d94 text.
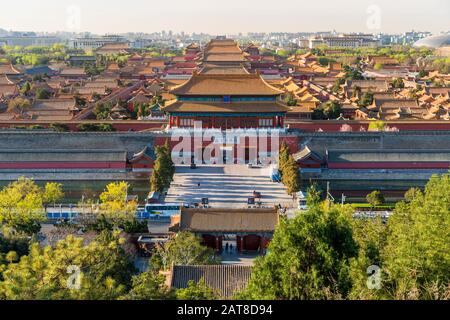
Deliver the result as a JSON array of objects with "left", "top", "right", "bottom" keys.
[{"left": 221, "top": 304, "right": 273, "bottom": 316}]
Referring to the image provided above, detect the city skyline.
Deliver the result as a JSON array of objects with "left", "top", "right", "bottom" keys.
[{"left": 0, "top": 0, "right": 449, "bottom": 35}]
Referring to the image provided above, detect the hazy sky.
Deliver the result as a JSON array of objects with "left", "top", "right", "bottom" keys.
[{"left": 0, "top": 0, "right": 449, "bottom": 35}]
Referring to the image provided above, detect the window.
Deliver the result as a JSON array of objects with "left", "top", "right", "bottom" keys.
[
  {"left": 180, "top": 118, "right": 194, "bottom": 127},
  {"left": 259, "top": 118, "right": 273, "bottom": 127}
]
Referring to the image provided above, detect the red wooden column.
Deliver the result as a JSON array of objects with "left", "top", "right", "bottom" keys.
[
  {"left": 259, "top": 236, "right": 264, "bottom": 254},
  {"left": 215, "top": 236, "right": 222, "bottom": 251},
  {"left": 176, "top": 116, "right": 180, "bottom": 127},
  {"left": 240, "top": 236, "right": 245, "bottom": 252},
  {"left": 236, "top": 236, "right": 242, "bottom": 252}
]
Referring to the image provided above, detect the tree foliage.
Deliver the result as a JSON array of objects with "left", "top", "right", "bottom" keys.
[
  {"left": 150, "top": 141, "right": 175, "bottom": 192},
  {"left": 76, "top": 123, "right": 115, "bottom": 132},
  {"left": 98, "top": 182, "right": 137, "bottom": 226},
  {"left": 391, "top": 78, "right": 405, "bottom": 89},
  {"left": 358, "top": 92, "right": 374, "bottom": 107},
  {"left": 381, "top": 174, "right": 450, "bottom": 299},
  {"left": 151, "top": 232, "right": 219, "bottom": 271},
  {"left": 123, "top": 270, "right": 173, "bottom": 300},
  {"left": 241, "top": 202, "right": 358, "bottom": 299},
  {"left": 368, "top": 120, "right": 386, "bottom": 132},
  {"left": 43, "top": 182, "right": 64, "bottom": 206},
  {"left": 312, "top": 101, "right": 342, "bottom": 120},
  {"left": 366, "top": 191, "right": 385, "bottom": 207},
  {"left": 49, "top": 122, "right": 70, "bottom": 132},
  {"left": 0, "top": 177, "right": 46, "bottom": 235},
  {"left": 7, "top": 97, "right": 31, "bottom": 117},
  {"left": 282, "top": 155, "right": 301, "bottom": 196},
  {"left": 0, "top": 231, "right": 135, "bottom": 300},
  {"left": 35, "top": 88, "right": 51, "bottom": 99},
  {"left": 176, "top": 279, "right": 218, "bottom": 300}
]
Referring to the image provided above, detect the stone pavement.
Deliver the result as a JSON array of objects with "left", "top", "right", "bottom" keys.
[{"left": 164, "top": 165, "right": 295, "bottom": 209}]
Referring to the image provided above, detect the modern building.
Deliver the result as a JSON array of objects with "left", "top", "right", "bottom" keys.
[
  {"left": 413, "top": 33, "right": 450, "bottom": 49},
  {"left": 309, "top": 35, "right": 378, "bottom": 48},
  {"left": 0, "top": 35, "right": 62, "bottom": 46},
  {"left": 69, "top": 35, "right": 128, "bottom": 50}
]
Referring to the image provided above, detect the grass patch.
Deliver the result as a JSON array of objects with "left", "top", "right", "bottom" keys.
[{"left": 351, "top": 203, "right": 396, "bottom": 210}]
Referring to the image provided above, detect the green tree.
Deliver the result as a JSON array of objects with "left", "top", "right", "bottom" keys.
[
  {"left": 241, "top": 202, "right": 358, "bottom": 299},
  {"left": 43, "top": 182, "right": 64, "bottom": 207},
  {"left": 358, "top": 92, "right": 374, "bottom": 107},
  {"left": 404, "top": 187, "right": 421, "bottom": 203},
  {"left": 0, "top": 177, "right": 45, "bottom": 235},
  {"left": 366, "top": 191, "right": 385, "bottom": 207},
  {"left": 98, "top": 182, "right": 137, "bottom": 226},
  {"left": 368, "top": 120, "right": 386, "bottom": 132},
  {"left": 0, "top": 231, "right": 135, "bottom": 300},
  {"left": 20, "top": 82, "right": 31, "bottom": 95},
  {"left": 317, "top": 56, "right": 336, "bottom": 67},
  {"left": 94, "top": 102, "right": 113, "bottom": 120},
  {"left": 150, "top": 141, "right": 175, "bottom": 192},
  {"left": 418, "top": 70, "right": 427, "bottom": 78},
  {"left": 152, "top": 232, "right": 218, "bottom": 271},
  {"left": 343, "top": 65, "right": 364, "bottom": 80},
  {"left": 332, "top": 78, "right": 345, "bottom": 94},
  {"left": 277, "top": 49, "right": 288, "bottom": 57},
  {"left": 123, "top": 270, "right": 173, "bottom": 300},
  {"left": 306, "top": 184, "right": 322, "bottom": 206},
  {"left": 278, "top": 142, "right": 290, "bottom": 177},
  {"left": 74, "top": 95, "right": 87, "bottom": 107},
  {"left": 76, "top": 123, "right": 115, "bottom": 132},
  {"left": 348, "top": 216, "right": 387, "bottom": 299},
  {"left": 49, "top": 122, "right": 70, "bottom": 132},
  {"left": 7, "top": 97, "right": 31, "bottom": 118},
  {"left": 313, "top": 101, "right": 342, "bottom": 120},
  {"left": 0, "top": 232, "right": 30, "bottom": 267},
  {"left": 176, "top": 279, "right": 218, "bottom": 300},
  {"left": 282, "top": 155, "right": 301, "bottom": 196},
  {"left": 391, "top": 78, "right": 405, "bottom": 89},
  {"left": 284, "top": 93, "right": 297, "bottom": 106},
  {"left": 374, "top": 63, "right": 383, "bottom": 71},
  {"left": 35, "top": 88, "right": 51, "bottom": 99},
  {"left": 381, "top": 174, "right": 450, "bottom": 299}
]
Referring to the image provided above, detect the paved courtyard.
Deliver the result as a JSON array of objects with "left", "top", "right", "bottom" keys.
[{"left": 164, "top": 165, "right": 295, "bottom": 209}]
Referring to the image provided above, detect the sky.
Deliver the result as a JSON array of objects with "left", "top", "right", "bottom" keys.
[{"left": 0, "top": 0, "right": 449, "bottom": 35}]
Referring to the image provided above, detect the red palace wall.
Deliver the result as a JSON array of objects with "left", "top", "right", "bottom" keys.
[
  {"left": 0, "top": 120, "right": 166, "bottom": 132},
  {"left": 3, "top": 119, "right": 450, "bottom": 133},
  {"left": 328, "top": 162, "right": 450, "bottom": 169},
  {"left": 287, "top": 120, "right": 450, "bottom": 132},
  {"left": 0, "top": 162, "right": 126, "bottom": 170},
  {"left": 154, "top": 134, "right": 300, "bottom": 155}
]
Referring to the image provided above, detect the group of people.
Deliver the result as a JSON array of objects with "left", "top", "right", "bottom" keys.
[{"left": 224, "top": 242, "right": 234, "bottom": 253}]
